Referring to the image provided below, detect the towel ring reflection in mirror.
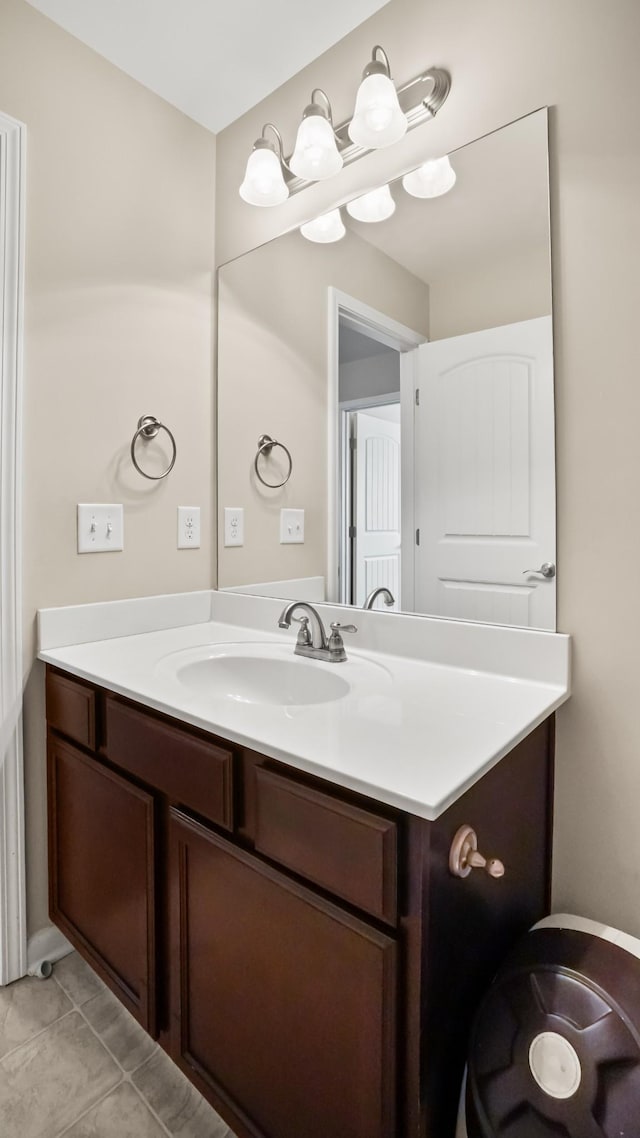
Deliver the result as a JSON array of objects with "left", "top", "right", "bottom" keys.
[
  {"left": 130, "top": 415, "right": 177, "bottom": 480},
  {"left": 254, "top": 434, "right": 293, "bottom": 488}
]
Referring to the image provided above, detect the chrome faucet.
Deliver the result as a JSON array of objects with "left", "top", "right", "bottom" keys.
[
  {"left": 278, "top": 602, "right": 357, "bottom": 663},
  {"left": 363, "top": 586, "right": 395, "bottom": 610}
]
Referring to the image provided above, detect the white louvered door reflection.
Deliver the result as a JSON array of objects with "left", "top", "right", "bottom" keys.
[
  {"left": 353, "top": 411, "right": 401, "bottom": 608},
  {"left": 415, "top": 317, "right": 555, "bottom": 628}
]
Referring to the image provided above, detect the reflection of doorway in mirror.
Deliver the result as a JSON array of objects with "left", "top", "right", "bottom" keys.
[
  {"left": 346, "top": 405, "right": 401, "bottom": 609},
  {"left": 335, "top": 296, "right": 426, "bottom": 609}
]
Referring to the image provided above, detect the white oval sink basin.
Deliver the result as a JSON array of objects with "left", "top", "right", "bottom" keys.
[
  {"left": 155, "top": 641, "right": 392, "bottom": 707},
  {"left": 179, "top": 653, "right": 350, "bottom": 706}
]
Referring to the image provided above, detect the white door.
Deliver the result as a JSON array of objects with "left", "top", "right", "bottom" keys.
[
  {"left": 415, "top": 317, "right": 555, "bottom": 628},
  {"left": 352, "top": 411, "right": 401, "bottom": 608}
]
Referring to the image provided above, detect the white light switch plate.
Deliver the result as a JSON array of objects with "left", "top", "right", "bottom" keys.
[
  {"left": 224, "top": 507, "right": 244, "bottom": 547},
  {"left": 178, "top": 506, "right": 201, "bottom": 549},
  {"left": 77, "top": 504, "right": 124, "bottom": 553},
  {"left": 280, "top": 508, "right": 305, "bottom": 544}
]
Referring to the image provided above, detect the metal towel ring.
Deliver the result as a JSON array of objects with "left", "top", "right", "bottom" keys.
[
  {"left": 254, "top": 434, "right": 292, "bottom": 488},
  {"left": 131, "top": 415, "right": 177, "bottom": 480}
]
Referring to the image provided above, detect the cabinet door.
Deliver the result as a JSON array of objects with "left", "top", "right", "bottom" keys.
[
  {"left": 48, "top": 734, "right": 157, "bottom": 1033},
  {"left": 169, "top": 809, "right": 397, "bottom": 1138}
]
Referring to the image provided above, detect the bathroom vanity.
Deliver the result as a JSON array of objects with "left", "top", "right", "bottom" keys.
[{"left": 40, "top": 592, "right": 570, "bottom": 1138}]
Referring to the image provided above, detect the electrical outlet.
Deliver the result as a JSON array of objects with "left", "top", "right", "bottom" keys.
[
  {"left": 77, "top": 504, "right": 124, "bottom": 553},
  {"left": 224, "top": 507, "right": 244, "bottom": 547},
  {"left": 280, "top": 508, "right": 304, "bottom": 544},
  {"left": 178, "top": 507, "right": 201, "bottom": 549}
]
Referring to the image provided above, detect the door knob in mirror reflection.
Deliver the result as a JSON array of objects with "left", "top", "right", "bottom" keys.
[
  {"left": 449, "top": 825, "right": 506, "bottom": 880},
  {"left": 523, "top": 562, "right": 556, "bottom": 579}
]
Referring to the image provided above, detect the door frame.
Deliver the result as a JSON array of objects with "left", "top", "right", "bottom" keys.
[
  {"left": 0, "top": 112, "right": 26, "bottom": 985},
  {"left": 327, "top": 288, "right": 426, "bottom": 604}
]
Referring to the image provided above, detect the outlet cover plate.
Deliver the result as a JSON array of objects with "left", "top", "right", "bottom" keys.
[
  {"left": 178, "top": 506, "right": 201, "bottom": 549},
  {"left": 77, "top": 504, "right": 124, "bottom": 553},
  {"left": 224, "top": 507, "right": 244, "bottom": 547},
  {"left": 280, "top": 508, "right": 305, "bottom": 544}
]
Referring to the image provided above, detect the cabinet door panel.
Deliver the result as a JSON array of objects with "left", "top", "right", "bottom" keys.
[
  {"left": 48, "top": 735, "right": 156, "bottom": 1033},
  {"left": 169, "top": 809, "right": 397, "bottom": 1138}
]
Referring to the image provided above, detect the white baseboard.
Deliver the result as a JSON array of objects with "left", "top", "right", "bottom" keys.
[{"left": 27, "top": 925, "right": 72, "bottom": 976}]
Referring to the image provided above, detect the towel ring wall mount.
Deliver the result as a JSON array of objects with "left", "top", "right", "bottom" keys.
[
  {"left": 130, "top": 415, "right": 177, "bottom": 480},
  {"left": 254, "top": 434, "right": 293, "bottom": 488}
]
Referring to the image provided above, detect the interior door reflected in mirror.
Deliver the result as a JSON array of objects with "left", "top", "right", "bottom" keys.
[{"left": 217, "top": 109, "right": 556, "bottom": 630}]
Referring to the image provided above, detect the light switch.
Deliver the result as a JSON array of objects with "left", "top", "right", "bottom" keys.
[
  {"left": 280, "top": 508, "right": 305, "bottom": 544},
  {"left": 77, "top": 504, "right": 124, "bottom": 553},
  {"left": 178, "top": 506, "right": 201, "bottom": 549},
  {"left": 224, "top": 507, "right": 244, "bottom": 547}
]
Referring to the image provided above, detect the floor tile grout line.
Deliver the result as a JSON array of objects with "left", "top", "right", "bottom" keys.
[
  {"left": 52, "top": 1075, "right": 126, "bottom": 1138},
  {"left": 0, "top": 1006, "right": 77, "bottom": 1065}
]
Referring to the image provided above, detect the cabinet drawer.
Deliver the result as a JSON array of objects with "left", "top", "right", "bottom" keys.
[
  {"left": 255, "top": 767, "right": 397, "bottom": 924},
  {"left": 104, "top": 697, "right": 233, "bottom": 831},
  {"left": 46, "top": 669, "right": 96, "bottom": 750}
]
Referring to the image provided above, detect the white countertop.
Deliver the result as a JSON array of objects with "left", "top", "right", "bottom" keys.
[{"left": 38, "top": 591, "right": 570, "bottom": 821}]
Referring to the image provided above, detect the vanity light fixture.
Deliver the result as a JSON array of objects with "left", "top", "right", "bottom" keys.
[
  {"left": 402, "top": 154, "right": 456, "bottom": 198},
  {"left": 346, "top": 184, "right": 396, "bottom": 223},
  {"left": 238, "top": 49, "right": 451, "bottom": 206},
  {"left": 300, "top": 208, "right": 346, "bottom": 243},
  {"left": 290, "top": 90, "right": 343, "bottom": 181},
  {"left": 239, "top": 123, "right": 289, "bottom": 207},
  {"left": 348, "top": 46, "right": 408, "bottom": 149}
]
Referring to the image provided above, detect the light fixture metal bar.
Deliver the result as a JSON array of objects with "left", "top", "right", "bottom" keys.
[{"left": 284, "top": 66, "right": 450, "bottom": 195}]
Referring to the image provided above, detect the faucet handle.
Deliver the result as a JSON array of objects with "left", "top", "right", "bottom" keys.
[
  {"left": 330, "top": 622, "right": 357, "bottom": 634},
  {"left": 294, "top": 615, "right": 312, "bottom": 646}
]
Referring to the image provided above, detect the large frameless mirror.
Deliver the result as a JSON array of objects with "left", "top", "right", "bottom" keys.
[{"left": 217, "top": 109, "right": 555, "bottom": 629}]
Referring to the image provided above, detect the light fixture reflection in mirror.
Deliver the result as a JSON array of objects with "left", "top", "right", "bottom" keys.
[
  {"left": 402, "top": 155, "right": 457, "bottom": 199},
  {"left": 300, "top": 209, "right": 346, "bottom": 244},
  {"left": 219, "top": 111, "right": 555, "bottom": 632},
  {"left": 346, "top": 185, "right": 396, "bottom": 223}
]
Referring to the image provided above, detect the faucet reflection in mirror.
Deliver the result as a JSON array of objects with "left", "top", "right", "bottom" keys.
[{"left": 238, "top": 46, "right": 451, "bottom": 206}]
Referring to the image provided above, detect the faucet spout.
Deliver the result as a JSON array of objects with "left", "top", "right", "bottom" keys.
[
  {"left": 364, "top": 586, "right": 396, "bottom": 610},
  {"left": 277, "top": 602, "right": 328, "bottom": 650}
]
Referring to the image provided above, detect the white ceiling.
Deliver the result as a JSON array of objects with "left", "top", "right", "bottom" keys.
[{"left": 26, "top": 0, "right": 389, "bottom": 133}]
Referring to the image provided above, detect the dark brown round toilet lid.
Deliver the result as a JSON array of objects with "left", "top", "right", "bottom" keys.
[{"left": 466, "top": 927, "right": 640, "bottom": 1137}]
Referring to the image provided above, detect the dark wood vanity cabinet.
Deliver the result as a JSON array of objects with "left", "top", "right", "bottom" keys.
[{"left": 45, "top": 664, "right": 554, "bottom": 1138}]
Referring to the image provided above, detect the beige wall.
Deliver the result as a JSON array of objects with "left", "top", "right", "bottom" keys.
[
  {"left": 0, "top": 0, "right": 216, "bottom": 937},
  {"left": 216, "top": 0, "right": 640, "bottom": 937},
  {"left": 429, "top": 243, "right": 551, "bottom": 340},
  {"left": 217, "top": 228, "right": 428, "bottom": 589}
]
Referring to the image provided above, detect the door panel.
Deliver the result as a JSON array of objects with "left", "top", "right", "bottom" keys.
[
  {"left": 48, "top": 735, "right": 156, "bottom": 1032},
  {"left": 353, "top": 410, "right": 401, "bottom": 608},
  {"left": 415, "top": 317, "right": 555, "bottom": 628},
  {"left": 170, "top": 809, "right": 397, "bottom": 1138}
]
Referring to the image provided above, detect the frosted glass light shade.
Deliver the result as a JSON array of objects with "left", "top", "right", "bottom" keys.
[
  {"left": 348, "top": 73, "right": 408, "bottom": 149},
  {"left": 402, "top": 155, "right": 456, "bottom": 199},
  {"left": 290, "top": 113, "right": 343, "bottom": 181},
  {"left": 346, "top": 185, "right": 395, "bottom": 223},
  {"left": 239, "top": 145, "right": 289, "bottom": 206},
  {"left": 300, "top": 209, "right": 346, "bottom": 243}
]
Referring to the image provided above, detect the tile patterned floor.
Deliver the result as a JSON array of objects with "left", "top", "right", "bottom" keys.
[{"left": 0, "top": 953, "right": 237, "bottom": 1138}]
